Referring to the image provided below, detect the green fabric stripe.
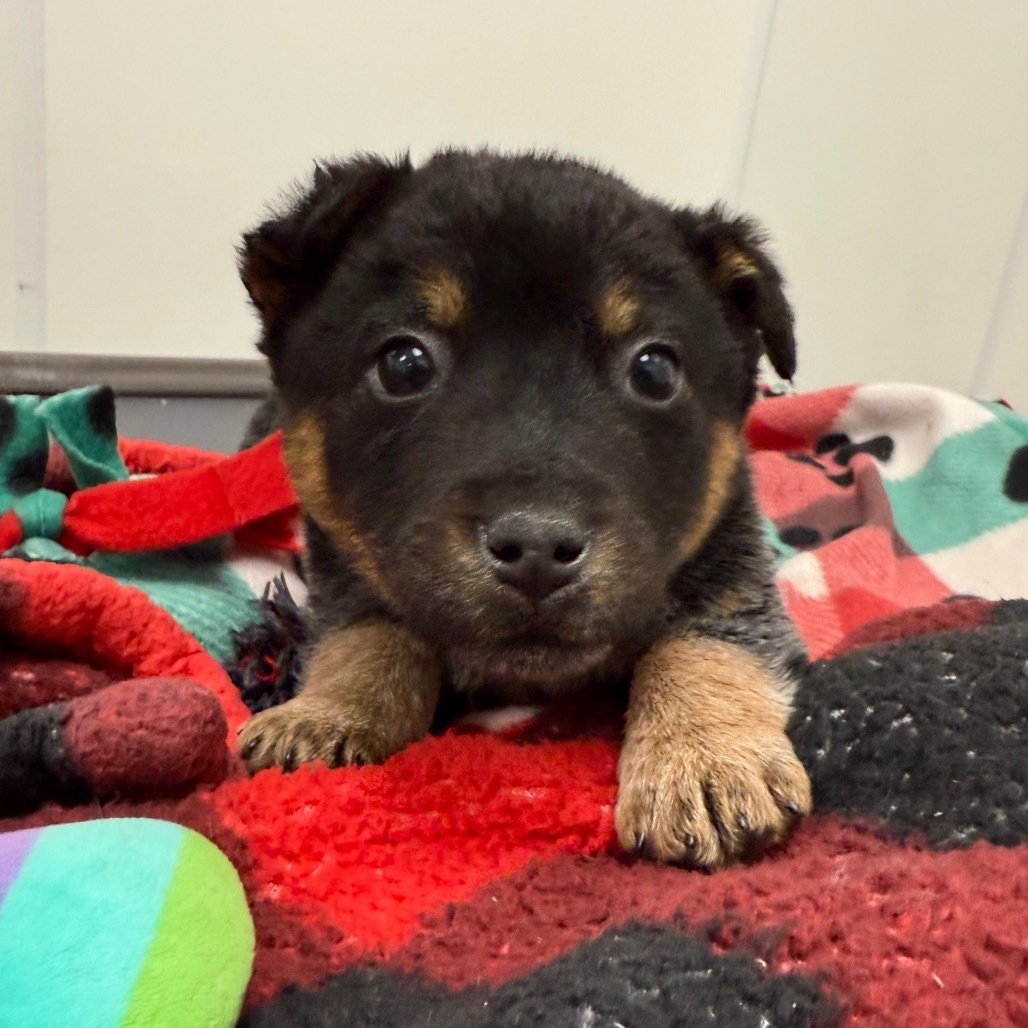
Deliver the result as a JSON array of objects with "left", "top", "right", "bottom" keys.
[
  {"left": 883, "top": 417, "right": 1028, "bottom": 554},
  {"left": 0, "top": 819, "right": 184, "bottom": 1028},
  {"left": 120, "top": 830, "right": 254, "bottom": 1028},
  {"left": 36, "top": 386, "right": 129, "bottom": 488},
  {"left": 88, "top": 552, "right": 257, "bottom": 662},
  {"left": 762, "top": 514, "right": 797, "bottom": 566}
]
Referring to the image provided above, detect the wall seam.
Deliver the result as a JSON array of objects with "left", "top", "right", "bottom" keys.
[
  {"left": 725, "top": 0, "right": 778, "bottom": 208},
  {"left": 969, "top": 184, "right": 1028, "bottom": 398}
]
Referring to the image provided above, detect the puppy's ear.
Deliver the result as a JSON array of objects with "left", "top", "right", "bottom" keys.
[
  {"left": 675, "top": 204, "right": 796, "bottom": 381},
  {"left": 239, "top": 154, "right": 412, "bottom": 338}
]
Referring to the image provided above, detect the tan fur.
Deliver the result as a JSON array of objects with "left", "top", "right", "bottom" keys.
[
  {"left": 712, "top": 243, "right": 759, "bottom": 290},
  {"left": 598, "top": 279, "right": 641, "bottom": 339},
  {"left": 419, "top": 267, "right": 468, "bottom": 328},
  {"left": 616, "top": 635, "right": 811, "bottom": 866},
  {"left": 678, "top": 420, "right": 743, "bottom": 559},
  {"left": 240, "top": 271, "right": 285, "bottom": 322},
  {"left": 238, "top": 620, "right": 442, "bottom": 770},
  {"left": 284, "top": 413, "right": 394, "bottom": 602},
  {"left": 703, "top": 582, "right": 760, "bottom": 619}
]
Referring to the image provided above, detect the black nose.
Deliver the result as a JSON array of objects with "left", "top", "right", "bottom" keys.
[{"left": 484, "top": 512, "right": 588, "bottom": 601}]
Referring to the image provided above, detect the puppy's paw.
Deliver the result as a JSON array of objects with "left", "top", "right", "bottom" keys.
[
  {"left": 615, "top": 728, "right": 811, "bottom": 867},
  {"left": 238, "top": 620, "right": 442, "bottom": 775},
  {"left": 238, "top": 697, "right": 404, "bottom": 773}
]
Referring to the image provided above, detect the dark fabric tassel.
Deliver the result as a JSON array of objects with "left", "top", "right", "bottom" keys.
[{"left": 227, "top": 575, "right": 309, "bottom": 713}]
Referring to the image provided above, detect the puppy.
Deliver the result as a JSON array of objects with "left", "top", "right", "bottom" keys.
[{"left": 237, "top": 150, "right": 812, "bottom": 867}]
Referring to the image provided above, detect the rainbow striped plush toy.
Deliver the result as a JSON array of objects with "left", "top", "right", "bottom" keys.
[{"left": 0, "top": 819, "right": 254, "bottom": 1027}]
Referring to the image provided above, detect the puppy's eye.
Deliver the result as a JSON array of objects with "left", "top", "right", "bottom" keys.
[
  {"left": 373, "top": 335, "right": 436, "bottom": 398},
  {"left": 627, "top": 344, "right": 683, "bottom": 403}
]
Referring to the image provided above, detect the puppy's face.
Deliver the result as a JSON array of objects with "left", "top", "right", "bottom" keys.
[{"left": 241, "top": 152, "right": 794, "bottom": 689}]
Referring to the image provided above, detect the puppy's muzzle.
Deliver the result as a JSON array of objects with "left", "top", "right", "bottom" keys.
[{"left": 482, "top": 510, "right": 589, "bottom": 601}]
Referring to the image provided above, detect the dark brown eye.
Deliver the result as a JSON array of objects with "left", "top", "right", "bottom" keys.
[
  {"left": 627, "top": 344, "right": 683, "bottom": 403},
  {"left": 374, "top": 335, "right": 436, "bottom": 398}
]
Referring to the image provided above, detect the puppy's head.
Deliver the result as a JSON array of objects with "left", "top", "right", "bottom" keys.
[{"left": 240, "top": 151, "right": 795, "bottom": 688}]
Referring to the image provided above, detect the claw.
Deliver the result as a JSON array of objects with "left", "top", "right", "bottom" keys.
[
  {"left": 283, "top": 745, "right": 299, "bottom": 772},
  {"left": 240, "top": 736, "right": 261, "bottom": 759},
  {"left": 635, "top": 833, "right": 646, "bottom": 855}
]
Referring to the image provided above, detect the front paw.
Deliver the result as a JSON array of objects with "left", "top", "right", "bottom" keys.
[
  {"left": 615, "top": 729, "right": 811, "bottom": 867},
  {"left": 238, "top": 620, "right": 441, "bottom": 774},
  {"left": 238, "top": 697, "right": 404, "bottom": 773}
]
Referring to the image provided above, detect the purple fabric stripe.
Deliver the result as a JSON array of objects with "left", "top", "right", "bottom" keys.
[{"left": 0, "top": 829, "right": 41, "bottom": 909}]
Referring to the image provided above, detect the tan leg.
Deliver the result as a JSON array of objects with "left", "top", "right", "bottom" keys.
[
  {"left": 238, "top": 621, "right": 441, "bottom": 772},
  {"left": 615, "top": 635, "right": 811, "bottom": 867}
]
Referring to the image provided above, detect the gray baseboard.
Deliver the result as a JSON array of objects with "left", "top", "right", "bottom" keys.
[
  {"left": 0, "top": 352, "right": 269, "bottom": 398},
  {"left": 1, "top": 353, "right": 269, "bottom": 450}
]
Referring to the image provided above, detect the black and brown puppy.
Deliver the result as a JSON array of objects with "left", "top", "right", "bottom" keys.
[{"left": 237, "top": 149, "right": 812, "bottom": 868}]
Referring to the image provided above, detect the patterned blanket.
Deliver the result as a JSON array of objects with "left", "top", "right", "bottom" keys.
[
  {"left": 750, "top": 382, "right": 1028, "bottom": 655},
  {"left": 1, "top": 383, "right": 1026, "bottom": 1026}
]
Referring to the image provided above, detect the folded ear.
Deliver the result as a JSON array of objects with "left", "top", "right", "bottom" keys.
[
  {"left": 674, "top": 204, "right": 796, "bottom": 381},
  {"left": 238, "top": 154, "right": 412, "bottom": 342}
]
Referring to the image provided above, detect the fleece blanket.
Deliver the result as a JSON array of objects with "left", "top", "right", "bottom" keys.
[{"left": 1, "top": 382, "right": 1027, "bottom": 1027}]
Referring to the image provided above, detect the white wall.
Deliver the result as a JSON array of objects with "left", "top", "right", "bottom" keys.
[
  {"left": 0, "top": 0, "right": 45, "bottom": 356},
  {"left": 741, "top": 0, "right": 1028, "bottom": 403},
  {"left": 2, "top": 0, "right": 1026, "bottom": 408}
]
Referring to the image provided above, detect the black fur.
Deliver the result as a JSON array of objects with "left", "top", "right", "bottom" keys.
[{"left": 240, "top": 149, "right": 802, "bottom": 698}]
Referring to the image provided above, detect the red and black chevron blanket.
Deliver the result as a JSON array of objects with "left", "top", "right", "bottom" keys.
[{"left": 1, "top": 382, "right": 1027, "bottom": 1026}]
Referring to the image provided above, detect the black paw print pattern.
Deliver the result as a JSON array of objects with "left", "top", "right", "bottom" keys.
[
  {"left": 1004, "top": 444, "right": 1028, "bottom": 503},
  {"left": 777, "top": 433, "right": 896, "bottom": 552}
]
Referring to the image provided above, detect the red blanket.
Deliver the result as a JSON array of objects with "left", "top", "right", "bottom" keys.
[{"left": 2, "top": 383, "right": 1026, "bottom": 1025}]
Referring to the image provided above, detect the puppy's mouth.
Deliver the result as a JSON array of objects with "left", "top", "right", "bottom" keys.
[{"left": 445, "top": 635, "right": 616, "bottom": 692}]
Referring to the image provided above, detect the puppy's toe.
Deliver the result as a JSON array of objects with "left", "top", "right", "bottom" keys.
[
  {"left": 238, "top": 708, "right": 285, "bottom": 772},
  {"left": 701, "top": 763, "right": 791, "bottom": 862},
  {"left": 281, "top": 722, "right": 341, "bottom": 771},
  {"left": 765, "top": 748, "right": 814, "bottom": 819}
]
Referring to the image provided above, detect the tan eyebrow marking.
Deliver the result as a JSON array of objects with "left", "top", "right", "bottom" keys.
[
  {"left": 598, "top": 279, "right": 642, "bottom": 339},
  {"left": 418, "top": 267, "right": 468, "bottom": 328}
]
